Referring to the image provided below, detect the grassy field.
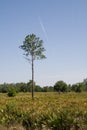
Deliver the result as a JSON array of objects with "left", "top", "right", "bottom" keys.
[{"left": 0, "top": 92, "right": 87, "bottom": 130}]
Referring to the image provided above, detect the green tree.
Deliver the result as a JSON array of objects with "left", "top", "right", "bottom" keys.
[
  {"left": 54, "top": 80, "right": 68, "bottom": 93},
  {"left": 16, "top": 82, "right": 27, "bottom": 92},
  {"left": 20, "top": 34, "right": 46, "bottom": 99},
  {"left": 34, "top": 85, "right": 42, "bottom": 92},
  {"left": 42, "top": 86, "right": 49, "bottom": 92},
  {"left": 83, "top": 78, "right": 87, "bottom": 91},
  {"left": 27, "top": 80, "right": 35, "bottom": 92},
  {"left": 71, "top": 83, "right": 83, "bottom": 92}
]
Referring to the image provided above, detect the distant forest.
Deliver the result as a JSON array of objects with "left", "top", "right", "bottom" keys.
[{"left": 0, "top": 78, "right": 87, "bottom": 93}]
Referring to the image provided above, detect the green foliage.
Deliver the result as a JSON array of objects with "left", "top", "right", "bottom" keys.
[
  {"left": 83, "top": 78, "right": 87, "bottom": 91},
  {"left": 19, "top": 34, "right": 46, "bottom": 99},
  {"left": 42, "top": 86, "right": 49, "bottom": 92},
  {"left": 54, "top": 80, "right": 68, "bottom": 92},
  {"left": 42, "top": 86, "right": 54, "bottom": 92},
  {"left": 71, "top": 83, "right": 83, "bottom": 92},
  {"left": 0, "top": 102, "right": 23, "bottom": 127},
  {"left": 0, "top": 83, "right": 8, "bottom": 93},
  {"left": 7, "top": 87, "right": 17, "bottom": 97},
  {"left": 19, "top": 34, "right": 46, "bottom": 60},
  {"left": 0, "top": 82, "right": 54, "bottom": 93},
  {"left": 0, "top": 93, "right": 87, "bottom": 129},
  {"left": 34, "top": 85, "right": 42, "bottom": 92}
]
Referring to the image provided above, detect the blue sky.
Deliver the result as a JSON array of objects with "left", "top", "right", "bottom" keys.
[{"left": 0, "top": 0, "right": 87, "bottom": 86}]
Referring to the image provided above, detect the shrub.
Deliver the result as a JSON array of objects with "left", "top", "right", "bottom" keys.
[
  {"left": 7, "top": 87, "right": 17, "bottom": 97},
  {"left": 0, "top": 102, "right": 23, "bottom": 128}
]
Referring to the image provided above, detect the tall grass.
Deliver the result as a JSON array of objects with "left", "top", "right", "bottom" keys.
[{"left": 0, "top": 92, "right": 87, "bottom": 129}]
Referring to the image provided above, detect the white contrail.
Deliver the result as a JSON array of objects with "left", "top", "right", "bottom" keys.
[{"left": 38, "top": 16, "right": 48, "bottom": 42}]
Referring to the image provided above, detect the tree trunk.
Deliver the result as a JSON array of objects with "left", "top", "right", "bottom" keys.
[{"left": 32, "top": 56, "right": 34, "bottom": 99}]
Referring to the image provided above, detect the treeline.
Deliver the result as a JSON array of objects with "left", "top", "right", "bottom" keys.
[
  {"left": 0, "top": 78, "right": 87, "bottom": 93},
  {"left": 0, "top": 80, "right": 54, "bottom": 93}
]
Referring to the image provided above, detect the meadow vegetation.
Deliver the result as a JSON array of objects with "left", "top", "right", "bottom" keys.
[{"left": 0, "top": 92, "right": 87, "bottom": 129}]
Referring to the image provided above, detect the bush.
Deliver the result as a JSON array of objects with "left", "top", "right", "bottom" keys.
[
  {"left": 0, "top": 102, "right": 23, "bottom": 128},
  {"left": 7, "top": 87, "right": 17, "bottom": 97}
]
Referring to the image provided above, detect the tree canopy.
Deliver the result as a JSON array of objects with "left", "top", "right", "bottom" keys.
[
  {"left": 20, "top": 34, "right": 46, "bottom": 61},
  {"left": 54, "top": 80, "right": 68, "bottom": 93}
]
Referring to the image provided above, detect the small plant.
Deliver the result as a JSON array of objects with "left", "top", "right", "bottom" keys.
[
  {"left": 1, "top": 102, "right": 23, "bottom": 128},
  {"left": 7, "top": 87, "right": 17, "bottom": 97}
]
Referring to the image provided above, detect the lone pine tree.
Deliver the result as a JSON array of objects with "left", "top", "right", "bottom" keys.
[{"left": 20, "top": 34, "right": 46, "bottom": 99}]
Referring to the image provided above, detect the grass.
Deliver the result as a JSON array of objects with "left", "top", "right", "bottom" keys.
[{"left": 0, "top": 92, "right": 87, "bottom": 129}]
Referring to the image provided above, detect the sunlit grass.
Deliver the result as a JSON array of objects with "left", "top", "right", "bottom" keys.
[
  {"left": 0, "top": 92, "right": 87, "bottom": 111},
  {"left": 0, "top": 92, "right": 87, "bottom": 129}
]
